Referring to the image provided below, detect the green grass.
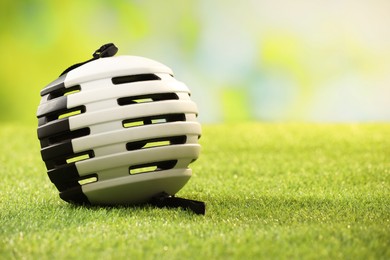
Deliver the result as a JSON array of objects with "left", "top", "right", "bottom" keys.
[{"left": 0, "top": 123, "right": 389, "bottom": 259}]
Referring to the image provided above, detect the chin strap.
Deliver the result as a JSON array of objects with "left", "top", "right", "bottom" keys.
[
  {"left": 150, "top": 192, "right": 206, "bottom": 215},
  {"left": 60, "top": 43, "right": 118, "bottom": 76}
]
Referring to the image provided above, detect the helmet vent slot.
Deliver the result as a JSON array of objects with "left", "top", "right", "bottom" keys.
[
  {"left": 65, "top": 151, "right": 94, "bottom": 164},
  {"left": 46, "top": 106, "right": 86, "bottom": 122},
  {"left": 48, "top": 85, "right": 81, "bottom": 100},
  {"left": 78, "top": 174, "right": 98, "bottom": 186},
  {"left": 126, "top": 136, "right": 187, "bottom": 151},
  {"left": 47, "top": 127, "right": 90, "bottom": 146},
  {"left": 112, "top": 74, "right": 160, "bottom": 85},
  {"left": 117, "top": 93, "right": 178, "bottom": 106},
  {"left": 122, "top": 113, "right": 185, "bottom": 128},
  {"left": 129, "top": 160, "right": 177, "bottom": 175},
  {"left": 58, "top": 106, "right": 85, "bottom": 120},
  {"left": 49, "top": 150, "right": 94, "bottom": 168}
]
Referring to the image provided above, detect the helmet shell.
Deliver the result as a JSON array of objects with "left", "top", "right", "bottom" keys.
[{"left": 37, "top": 55, "right": 201, "bottom": 205}]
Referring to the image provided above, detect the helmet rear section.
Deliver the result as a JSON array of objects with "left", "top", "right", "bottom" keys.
[{"left": 37, "top": 55, "right": 201, "bottom": 205}]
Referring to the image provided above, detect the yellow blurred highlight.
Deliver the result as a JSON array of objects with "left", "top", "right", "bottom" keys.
[
  {"left": 261, "top": 31, "right": 313, "bottom": 119},
  {"left": 221, "top": 88, "right": 251, "bottom": 122}
]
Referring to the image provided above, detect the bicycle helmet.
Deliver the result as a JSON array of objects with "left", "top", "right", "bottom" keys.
[{"left": 37, "top": 43, "right": 204, "bottom": 214}]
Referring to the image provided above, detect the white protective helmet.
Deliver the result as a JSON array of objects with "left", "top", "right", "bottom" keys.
[{"left": 37, "top": 44, "right": 204, "bottom": 214}]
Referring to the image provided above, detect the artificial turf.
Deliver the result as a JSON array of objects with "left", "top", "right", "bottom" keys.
[{"left": 0, "top": 123, "right": 389, "bottom": 259}]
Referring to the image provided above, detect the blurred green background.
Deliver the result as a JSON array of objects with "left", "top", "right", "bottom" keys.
[{"left": 1, "top": 0, "right": 389, "bottom": 124}]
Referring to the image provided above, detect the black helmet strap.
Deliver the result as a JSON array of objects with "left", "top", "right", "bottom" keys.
[
  {"left": 60, "top": 43, "right": 118, "bottom": 76},
  {"left": 150, "top": 192, "right": 206, "bottom": 215}
]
